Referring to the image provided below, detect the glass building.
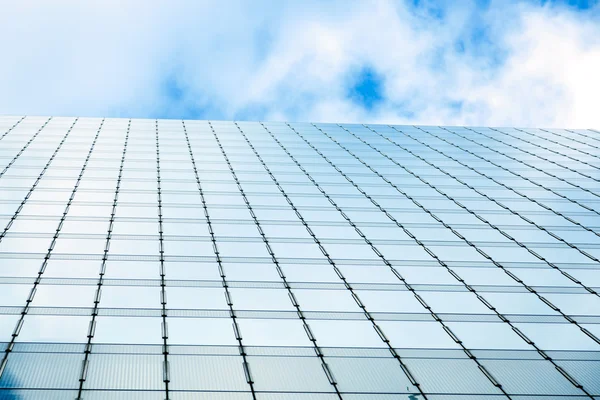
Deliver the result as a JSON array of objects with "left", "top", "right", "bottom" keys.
[{"left": 0, "top": 115, "right": 599, "bottom": 399}]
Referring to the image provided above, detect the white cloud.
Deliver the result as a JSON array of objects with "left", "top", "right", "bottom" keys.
[{"left": 0, "top": 0, "right": 599, "bottom": 128}]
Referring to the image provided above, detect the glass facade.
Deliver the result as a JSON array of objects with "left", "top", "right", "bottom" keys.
[{"left": 0, "top": 115, "right": 599, "bottom": 399}]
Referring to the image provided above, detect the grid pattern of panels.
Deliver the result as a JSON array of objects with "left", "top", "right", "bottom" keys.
[{"left": 0, "top": 116, "right": 599, "bottom": 399}]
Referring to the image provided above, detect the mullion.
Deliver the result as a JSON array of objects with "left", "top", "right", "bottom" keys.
[
  {"left": 76, "top": 120, "right": 130, "bottom": 398},
  {"left": 182, "top": 121, "right": 259, "bottom": 399},
  {"left": 155, "top": 120, "right": 172, "bottom": 400}
]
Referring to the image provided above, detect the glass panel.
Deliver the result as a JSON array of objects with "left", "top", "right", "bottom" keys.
[
  {"left": 0, "top": 389, "right": 79, "bottom": 399},
  {"left": 0, "top": 284, "right": 32, "bottom": 306},
  {"left": 236, "top": 319, "right": 313, "bottom": 347},
  {"left": 167, "top": 287, "right": 229, "bottom": 310},
  {"left": 84, "top": 354, "right": 163, "bottom": 390},
  {"left": 249, "top": 356, "right": 334, "bottom": 392},
  {"left": 103, "top": 260, "right": 160, "bottom": 279},
  {"left": 169, "top": 355, "right": 249, "bottom": 391},
  {"left": 418, "top": 292, "right": 495, "bottom": 314},
  {"left": 0, "top": 353, "right": 81, "bottom": 389},
  {"left": 17, "top": 316, "right": 89, "bottom": 343},
  {"left": 168, "top": 318, "right": 237, "bottom": 345},
  {"left": 512, "top": 323, "right": 599, "bottom": 351},
  {"left": 404, "top": 358, "right": 502, "bottom": 395},
  {"left": 379, "top": 321, "right": 462, "bottom": 349},
  {"left": 81, "top": 391, "right": 165, "bottom": 400},
  {"left": 555, "top": 360, "right": 600, "bottom": 395},
  {"left": 31, "top": 284, "right": 96, "bottom": 307},
  {"left": 292, "top": 289, "right": 360, "bottom": 312},
  {"left": 480, "top": 358, "right": 583, "bottom": 396},
  {"left": 326, "top": 357, "right": 416, "bottom": 394},
  {"left": 93, "top": 317, "right": 162, "bottom": 345},
  {"left": 0, "top": 316, "right": 20, "bottom": 343},
  {"left": 308, "top": 320, "right": 387, "bottom": 348},
  {"left": 444, "top": 322, "right": 530, "bottom": 350}
]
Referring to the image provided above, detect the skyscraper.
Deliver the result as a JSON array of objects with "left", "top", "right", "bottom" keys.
[{"left": 0, "top": 115, "right": 598, "bottom": 399}]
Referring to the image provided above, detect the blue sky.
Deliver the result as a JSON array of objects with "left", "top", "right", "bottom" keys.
[{"left": 0, "top": 0, "right": 599, "bottom": 127}]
